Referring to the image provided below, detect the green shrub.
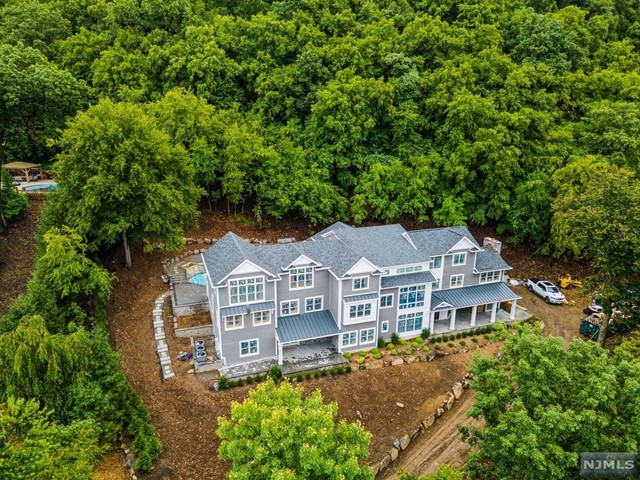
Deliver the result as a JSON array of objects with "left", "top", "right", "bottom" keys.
[
  {"left": 459, "top": 340, "right": 466, "bottom": 346},
  {"left": 228, "top": 380, "right": 237, "bottom": 388},
  {"left": 343, "top": 352, "right": 352, "bottom": 360},
  {"left": 420, "top": 328, "right": 431, "bottom": 340},
  {"left": 391, "top": 332, "right": 400, "bottom": 345},
  {"left": 398, "top": 339, "right": 407, "bottom": 346},
  {"left": 296, "top": 374, "right": 303, "bottom": 382},
  {"left": 330, "top": 368, "right": 336, "bottom": 375},
  {"left": 433, "top": 337, "right": 441, "bottom": 343},
  {"left": 337, "top": 367, "right": 344, "bottom": 374},
  {"left": 246, "top": 376, "right": 253, "bottom": 384},
  {"left": 314, "top": 370, "right": 320, "bottom": 378},
  {"left": 405, "top": 348, "right": 412, "bottom": 355},
  {"left": 305, "top": 372, "right": 311, "bottom": 380},
  {"left": 447, "top": 342, "right": 454, "bottom": 348},
  {"left": 411, "top": 341, "right": 419, "bottom": 348},
  {"left": 371, "top": 347, "right": 380, "bottom": 355},
  {"left": 321, "top": 370, "right": 327, "bottom": 377},
  {"left": 358, "top": 351, "right": 367, "bottom": 357},
  {"left": 414, "top": 337, "right": 424, "bottom": 344},
  {"left": 255, "top": 374, "right": 262, "bottom": 382},
  {"left": 386, "top": 343, "right": 395, "bottom": 349},
  {"left": 472, "top": 337, "right": 479, "bottom": 343},
  {"left": 269, "top": 364, "right": 282, "bottom": 382},
  {"left": 356, "top": 358, "right": 364, "bottom": 365},
  {"left": 449, "top": 334, "right": 456, "bottom": 341},
  {"left": 422, "top": 346, "right": 430, "bottom": 352},
  {"left": 236, "top": 378, "right": 244, "bottom": 387},
  {"left": 484, "top": 334, "right": 491, "bottom": 340},
  {"left": 390, "top": 349, "right": 398, "bottom": 356},
  {"left": 377, "top": 337, "right": 386, "bottom": 348},
  {"left": 346, "top": 365, "right": 352, "bottom": 373},
  {"left": 373, "top": 352, "right": 382, "bottom": 360},
  {"left": 217, "top": 375, "right": 229, "bottom": 390},
  {"left": 462, "top": 332, "right": 468, "bottom": 338},
  {"left": 455, "top": 332, "right": 462, "bottom": 339},
  {"left": 435, "top": 344, "right": 442, "bottom": 350}
]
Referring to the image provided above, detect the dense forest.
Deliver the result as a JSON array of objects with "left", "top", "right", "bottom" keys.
[
  {"left": 1, "top": 0, "right": 640, "bottom": 476},
  {"left": 2, "top": 0, "right": 640, "bottom": 250}
]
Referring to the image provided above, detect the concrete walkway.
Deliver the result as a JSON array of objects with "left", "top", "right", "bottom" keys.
[{"left": 153, "top": 291, "right": 175, "bottom": 380}]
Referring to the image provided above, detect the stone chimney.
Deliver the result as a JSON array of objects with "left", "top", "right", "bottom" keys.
[{"left": 483, "top": 237, "right": 502, "bottom": 254}]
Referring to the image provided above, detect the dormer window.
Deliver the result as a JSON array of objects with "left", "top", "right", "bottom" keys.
[
  {"left": 290, "top": 266, "right": 314, "bottom": 289},
  {"left": 353, "top": 277, "right": 368, "bottom": 290},
  {"left": 452, "top": 253, "right": 467, "bottom": 266},
  {"left": 429, "top": 257, "right": 442, "bottom": 269}
]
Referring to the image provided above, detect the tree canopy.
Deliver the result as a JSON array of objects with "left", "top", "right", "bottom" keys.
[{"left": 217, "top": 379, "right": 373, "bottom": 480}]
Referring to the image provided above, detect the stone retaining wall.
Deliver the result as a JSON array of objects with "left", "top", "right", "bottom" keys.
[
  {"left": 174, "top": 325, "right": 214, "bottom": 338},
  {"left": 371, "top": 373, "right": 474, "bottom": 476}
]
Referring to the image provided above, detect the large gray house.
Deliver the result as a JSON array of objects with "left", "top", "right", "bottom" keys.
[{"left": 201, "top": 222, "right": 520, "bottom": 368}]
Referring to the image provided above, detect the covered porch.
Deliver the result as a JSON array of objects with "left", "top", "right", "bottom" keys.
[
  {"left": 275, "top": 310, "right": 342, "bottom": 367},
  {"left": 430, "top": 282, "right": 524, "bottom": 334}
]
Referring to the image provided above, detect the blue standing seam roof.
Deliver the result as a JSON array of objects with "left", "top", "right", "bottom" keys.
[
  {"left": 220, "top": 305, "right": 247, "bottom": 317},
  {"left": 381, "top": 271, "right": 436, "bottom": 289},
  {"left": 276, "top": 310, "right": 341, "bottom": 344},
  {"left": 247, "top": 301, "right": 276, "bottom": 312},
  {"left": 343, "top": 292, "right": 379, "bottom": 303},
  {"left": 430, "top": 282, "right": 520, "bottom": 311}
]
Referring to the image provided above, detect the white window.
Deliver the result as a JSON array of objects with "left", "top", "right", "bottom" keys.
[
  {"left": 349, "top": 303, "right": 372, "bottom": 319},
  {"left": 280, "top": 300, "right": 299, "bottom": 316},
  {"left": 397, "top": 313, "right": 423, "bottom": 333},
  {"left": 229, "top": 277, "right": 264, "bottom": 304},
  {"left": 397, "top": 267, "right": 405, "bottom": 273},
  {"left": 352, "top": 277, "right": 369, "bottom": 290},
  {"left": 399, "top": 265, "right": 423, "bottom": 273},
  {"left": 429, "top": 256, "right": 442, "bottom": 269},
  {"left": 341, "top": 331, "right": 357, "bottom": 347},
  {"left": 239, "top": 339, "right": 258, "bottom": 357},
  {"left": 479, "top": 271, "right": 501, "bottom": 283},
  {"left": 433, "top": 278, "right": 440, "bottom": 290},
  {"left": 305, "top": 296, "right": 323, "bottom": 312},
  {"left": 290, "top": 267, "right": 314, "bottom": 289},
  {"left": 225, "top": 314, "right": 244, "bottom": 330},
  {"left": 252, "top": 311, "right": 271, "bottom": 326},
  {"left": 398, "top": 285, "right": 425, "bottom": 309},
  {"left": 380, "top": 294, "right": 394, "bottom": 308},
  {"left": 360, "top": 328, "right": 375, "bottom": 344},
  {"left": 450, "top": 274, "right": 464, "bottom": 288},
  {"left": 381, "top": 321, "right": 389, "bottom": 333},
  {"left": 452, "top": 253, "right": 467, "bottom": 266}
]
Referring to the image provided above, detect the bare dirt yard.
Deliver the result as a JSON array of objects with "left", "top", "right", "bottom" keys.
[{"left": 0, "top": 205, "right": 599, "bottom": 480}]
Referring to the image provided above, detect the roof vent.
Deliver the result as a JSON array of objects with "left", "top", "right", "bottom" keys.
[{"left": 483, "top": 237, "right": 502, "bottom": 254}]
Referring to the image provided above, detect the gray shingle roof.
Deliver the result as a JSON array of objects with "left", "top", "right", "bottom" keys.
[
  {"left": 407, "top": 226, "right": 480, "bottom": 258},
  {"left": 343, "top": 292, "right": 379, "bottom": 303},
  {"left": 276, "top": 310, "right": 341, "bottom": 343},
  {"left": 431, "top": 283, "right": 520, "bottom": 311},
  {"left": 381, "top": 271, "right": 436, "bottom": 289},
  {"left": 475, "top": 249, "right": 511, "bottom": 272}
]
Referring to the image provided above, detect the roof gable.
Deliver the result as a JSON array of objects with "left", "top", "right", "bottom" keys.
[
  {"left": 344, "top": 257, "right": 380, "bottom": 276},
  {"left": 446, "top": 236, "right": 481, "bottom": 253}
]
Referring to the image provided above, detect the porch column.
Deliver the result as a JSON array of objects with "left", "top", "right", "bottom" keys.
[
  {"left": 510, "top": 299, "right": 517, "bottom": 320},
  {"left": 278, "top": 342, "right": 284, "bottom": 365},
  {"left": 449, "top": 309, "right": 457, "bottom": 331},
  {"left": 470, "top": 305, "right": 477, "bottom": 327},
  {"left": 490, "top": 302, "right": 497, "bottom": 323},
  {"left": 429, "top": 312, "right": 435, "bottom": 333}
]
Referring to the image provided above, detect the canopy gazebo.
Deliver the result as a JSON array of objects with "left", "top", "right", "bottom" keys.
[{"left": 2, "top": 162, "right": 42, "bottom": 182}]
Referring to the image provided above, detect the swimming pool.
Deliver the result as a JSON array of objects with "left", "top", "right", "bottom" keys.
[
  {"left": 189, "top": 273, "right": 207, "bottom": 286},
  {"left": 22, "top": 183, "right": 59, "bottom": 192}
]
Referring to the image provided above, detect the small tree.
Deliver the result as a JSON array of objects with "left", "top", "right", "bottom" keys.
[{"left": 217, "top": 380, "right": 373, "bottom": 480}]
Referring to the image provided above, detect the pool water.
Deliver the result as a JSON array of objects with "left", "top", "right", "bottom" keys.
[
  {"left": 189, "top": 273, "right": 207, "bottom": 285},
  {"left": 23, "top": 184, "right": 59, "bottom": 192}
]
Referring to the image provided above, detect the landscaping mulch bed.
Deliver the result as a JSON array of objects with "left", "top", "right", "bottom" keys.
[{"left": 176, "top": 312, "right": 211, "bottom": 329}]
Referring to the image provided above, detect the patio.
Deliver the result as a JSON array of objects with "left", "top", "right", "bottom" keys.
[{"left": 432, "top": 305, "right": 532, "bottom": 335}]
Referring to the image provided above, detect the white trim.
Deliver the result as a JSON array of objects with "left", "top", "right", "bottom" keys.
[
  {"left": 396, "top": 312, "right": 425, "bottom": 334},
  {"left": 352, "top": 276, "right": 369, "bottom": 291},
  {"left": 346, "top": 302, "right": 374, "bottom": 321},
  {"left": 251, "top": 310, "right": 272, "bottom": 326},
  {"left": 402, "top": 232, "right": 417, "bottom": 250},
  {"left": 479, "top": 271, "right": 502, "bottom": 283},
  {"left": 446, "top": 237, "right": 481, "bottom": 254},
  {"left": 289, "top": 266, "right": 315, "bottom": 290},
  {"left": 280, "top": 299, "right": 300, "bottom": 316},
  {"left": 344, "top": 257, "right": 381, "bottom": 276},
  {"left": 217, "top": 259, "right": 274, "bottom": 285},
  {"left": 341, "top": 331, "right": 358, "bottom": 348},
  {"left": 380, "top": 293, "right": 394, "bottom": 309},
  {"left": 449, "top": 274, "right": 464, "bottom": 288},
  {"left": 228, "top": 276, "right": 266, "bottom": 305},
  {"left": 224, "top": 313, "right": 244, "bottom": 331},
  {"left": 359, "top": 327, "right": 376, "bottom": 345},
  {"left": 284, "top": 254, "right": 321, "bottom": 269},
  {"left": 432, "top": 300, "right": 453, "bottom": 310},
  {"left": 452, "top": 252, "right": 467, "bottom": 266},
  {"left": 304, "top": 295, "right": 323, "bottom": 312},
  {"left": 239, "top": 338, "right": 259, "bottom": 357}
]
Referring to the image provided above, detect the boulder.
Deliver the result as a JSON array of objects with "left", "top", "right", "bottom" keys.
[
  {"left": 436, "top": 407, "right": 444, "bottom": 418},
  {"left": 406, "top": 355, "right": 417, "bottom": 364},
  {"left": 398, "top": 434, "right": 411, "bottom": 450},
  {"left": 383, "top": 360, "right": 392, "bottom": 367},
  {"left": 379, "top": 453, "right": 391, "bottom": 471},
  {"left": 371, "top": 463, "right": 380, "bottom": 476},
  {"left": 445, "top": 393, "right": 455, "bottom": 410},
  {"left": 204, "top": 238, "right": 212, "bottom": 244},
  {"left": 391, "top": 358, "right": 404, "bottom": 366},
  {"left": 396, "top": 402, "right": 405, "bottom": 408},
  {"left": 389, "top": 447, "right": 399, "bottom": 461},
  {"left": 411, "top": 427, "right": 422, "bottom": 441},
  {"left": 427, "top": 352, "right": 437, "bottom": 361},
  {"left": 452, "top": 382, "right": 464, "bottom": 399},
  {"left": 422, "top": 415, "right": 435, "bottom": 429}
]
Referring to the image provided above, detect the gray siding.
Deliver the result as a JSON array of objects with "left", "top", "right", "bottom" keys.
[
  {"left": 339, "top": 320, "right": 379, "bottom": 352},
  {"left": 278, "top": 269, "right": 331, "bottom": 312},
  {"left": 218, "top": 313, "right": 277, "bottom": 366},
  {"left": 328, "top": 274, "right": 340, "bottom": 321},
  {"left": 342, "top": 274, "right": 380, "bottom": 296},
  {"left": 378, "top": 287, "right": 398, "bottom": 340},
  {"left": 442, "top": 251, "right": 479, "bottom": 289}
]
